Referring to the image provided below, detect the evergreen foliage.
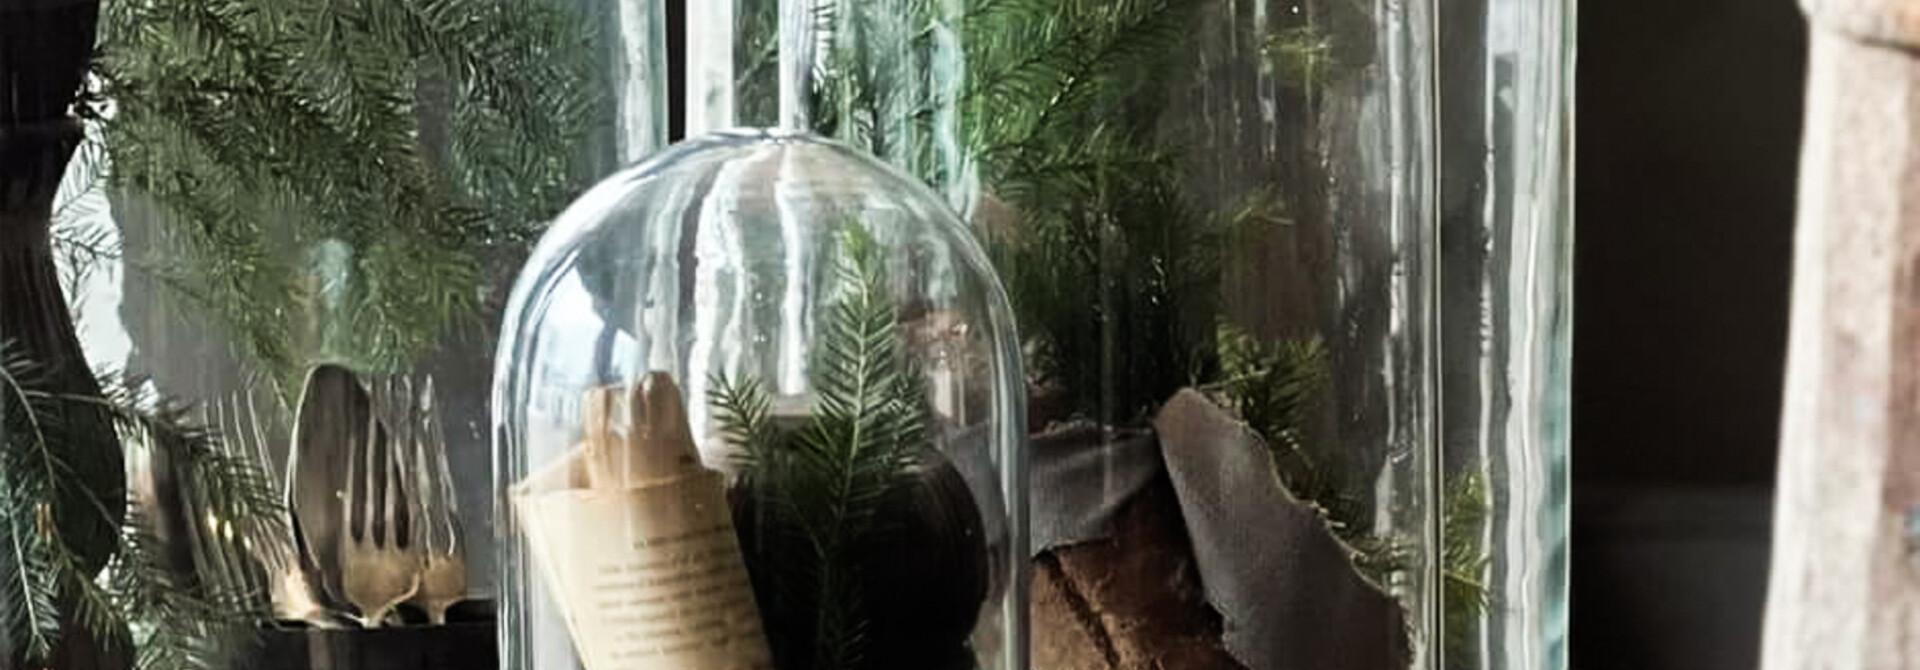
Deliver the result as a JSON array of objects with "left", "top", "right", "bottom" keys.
[
  {"left": 88, "top": 0, "right": 601, "bottom": 390},
  {"left": 952, "top": 0, "right": 1371, "bottom": 425},
  {"left": 1213, "top": 327, "right": 1345, "bottom": 519},
  {"left": 960, "top": 0, "right": 1216, "bottom": 423},
  {"left": 763, "top": 0, "right": 1231, "bottom": 423},
  {"left": 49, "top": 132, "right": 120, "bottom": 302},
  {"left": 710, "top": 225, "right": 928, "bottom": 670},
  {"left": 41, "top": 0, "right": 1498, "bottom": 664},
  {"left": 791, "top": 0, "right": 1491, "bottom": 660},
  {"left": 1212, "top": 326, "right": 1492, "bottom": 663},
  {"left": 811, "top": 0, "right": 954, "bottom": 187},
  {"left": 1266, "top": 25, "right": 1340, "bottom": 90},
  {"left": 733, "top": 0, "right": 784, "bottom": 127},
  {"left": 1442, "top": 471, "right": 1493, "bottom": 670},
  {"left": 1, "top": 345, "right": 284, "bottom": 670}
]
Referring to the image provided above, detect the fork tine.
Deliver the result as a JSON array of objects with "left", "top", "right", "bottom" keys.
[
  {"left": 402, "top": 373, "right": 465, "bottom": 625},
  {"left": 229, "top": 392, "right": 278, "bottom": 611},
  {"left": 212, "top": 397, "right": 238, "bottom": 573},
  {"left": 219, "top": 506, "right": 264, "bottom": 616},
  {"left": 390, "top": 376, "right": 411, "bottom": 531},
  {"left": 420, "top": 376, "right": 459, "bottom": 554},
  {"left": 193, "top": 471, "right": 242, "bottom": 612},
  {"left": 203, "top": 401, "right": 238, "bottom": 597},
  {"left": 384, "top": 410, "right": 406, "bottom": 550},
  {"left": 340, "top": 373, "right": 431, "bottom": 628},
  {"left": 179, "top": 405, "right": 220, "bottom": 596},
  {"left": 345, "top": 394, "right": 364, "bottom": 546},
  {"left": 405, "top": 376, "right": 431, "bottom": 549},
  {"left": 391, "top": 376, "right": 410, "bottom": 462},
  {"left": 239, "top": 390, "right": 288, "bottom": 573},
  {"left": 398, "top": 379, "right": 428, "bottom": 544},
  {"left": 185, "top": 486, "right": 217, "bottom": 591},
  {"left": 341, "top": 390, "right": 363, "bottom": 623},
  {"left": 407, "top": 376, "right": 436, "bottom": 550},
  {"left": 213, "top": 396, "right": 261, "bottom": 612},
  {"left": 388, "top": 378, "right": 402, "bottom": 534},
  {"left": 367, "top": 393, "right": 381, "bottom": 545},
  {"left": 242, "top": 391, "right": 277, "bottom": 487}
]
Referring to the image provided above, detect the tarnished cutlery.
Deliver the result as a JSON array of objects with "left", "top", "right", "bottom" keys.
[
  {"left": 339, "top": 397, "right": 422, "bottom": 628},
  {"left": 288, "top": 364, "right": 372, "bottom": 613},
  {"left": 286, "top": 365, "right": 471, "bottom": 628},
  {"left": 190, "top": 397, "right": 274, "bottom": 621},
  {"left": 394, "top": 376, "right": 467, "bottom": 624},
  {"left": 205, "top": 390, "right": 339, "bottom": 627}
]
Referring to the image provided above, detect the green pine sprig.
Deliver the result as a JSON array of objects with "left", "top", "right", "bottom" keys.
[
  {"left": 1208, "top": 326, "right": 1493, "bottom": 666},
  {"left": 743, "top": 0, "right": 1219, "bottom": 423},
  {"left": 1211, "top": 326, "right": 1336, "bottom": 509},
  {"left": 90, "top": 0, "right": 601, "bottom": 390},
  {"left": 711, "top": 224, "right": 927, "bottom": 670},
  {"left": 962, "top": 0, "right": 1218, "bottom": 423},
  {"left": 2, "top": 344, "right": 285, "bottom": 670},
  {"left": 1442, "top": 470, "right": 1493, "bottom": 670}
]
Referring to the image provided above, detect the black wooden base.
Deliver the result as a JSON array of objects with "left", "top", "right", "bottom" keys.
[{"left": 231, "top": 602, "right": 496, "bottom": 670}]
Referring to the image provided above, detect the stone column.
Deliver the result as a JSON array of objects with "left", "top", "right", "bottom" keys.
[{"left": 1765, "top": 1, "right": 1920, "bottom": 667}]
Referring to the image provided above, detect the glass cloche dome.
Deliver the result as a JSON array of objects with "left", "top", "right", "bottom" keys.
[{"left": 491, "top": 129, "right": 1027, "bottom": 670}]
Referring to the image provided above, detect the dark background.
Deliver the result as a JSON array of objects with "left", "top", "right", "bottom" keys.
[{"left": 1573, "top": 0, "right": 1806, "bottom": 667}]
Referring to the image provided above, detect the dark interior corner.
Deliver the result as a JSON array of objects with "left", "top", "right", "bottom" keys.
[{"left": 1573, "top": 0, "right": 1806, "bottom": 667}]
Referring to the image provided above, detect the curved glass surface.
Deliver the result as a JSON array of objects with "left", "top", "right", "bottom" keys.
[
  {"left": 1439, "top": 1, "right": 1574, "bottom": 668},
  {"left": 774, "top": 0, "right": 1446, "bottom": 667},
  {"left": 30, "top": 0, "right": 1568, "bottom": 666},
  {"left": 493, "top": 130, "right": 1027, "bottom": 670}
]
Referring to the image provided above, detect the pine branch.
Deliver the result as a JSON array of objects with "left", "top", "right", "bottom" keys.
[
  {"left": 50, "top": 130, "right": 116, "bottom": 302},
  {"left": 1206, "top": 329, "right": 1361, "bottom": 530},
  {"left": 965, "top": 0, "right": 1199, "bottom": 160},
  {"left": 0, "top": 502, "right": 62, "bottom": 663},
  {"left": 0, "top": 349, "right": 98, "bottom": 665},
  {"left": 955, "top": 0, "right": 1216, "bottom": 421},
  {"left": 733, "top": 0, "right": 784, "bottom": 126},
  {"left": 0, "top": 349, "right": 66, "bottom": 506},
  {"left": 112, "top": 516, "right": 258, "bottom": 670},
  {"left": 1210, "top": 327, "right": 1494, "bottom": 667},
  {"left": 92, "top": 0, "right": 601, "bottom": 382},
  {"left": 51, "top": 216, "right": 121, "bottom": 303},
  {"left": 1266, "top": 26, "right": 1338, "bottom": 89},
  {"left": 710, "top": 373, "right": 776, "bottom": 451},
  {"left": 714, "top": 224, "right": 927, "bottom": 670},
  {"left": 779, "top": 0, "right": 1219, "bottom": 424},
  {"left": 2, "top": 339, "right": 283, "bottom": 668},
  {"left": 1213, "top": 327, "right": 1325, "bottom": 465},
  {"left": 49, "top": 540, "right": 134, "bottom": 660},
  {"left": 0, "top": 343, "right": 130, "bottom": 578},
  {"left": 89, "top": 375, "right": 288, "bottom": 549},
  {"left": 1442, "top": 470, "right": 1493, "bottom": 670}
]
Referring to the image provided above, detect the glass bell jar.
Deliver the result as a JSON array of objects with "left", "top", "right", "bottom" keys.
[
  {"left": 491, "top": 128, "right": 1028, "bottom": 670},
  {"left": 505, "top": 0, "right": 1573, "bottom": 668},
  {"left": 707, "top": 1, "right": 1574, "bottom": 670}
]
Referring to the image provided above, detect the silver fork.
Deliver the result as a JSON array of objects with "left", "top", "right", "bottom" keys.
[
  {"left": 209, "top": 390, "right": 340, "bottom": 627},
  {"left": 184, "top": 486, "right": 268, "bottom": 622},
  {"left": 194, "top": 399, "right": 273, "bottom": 621},
  {"left": 340, "top": 389, "right": 422, "bottom": 628},
  {"left": 396, "top": 376, "right": 467, "bottom": 625}
]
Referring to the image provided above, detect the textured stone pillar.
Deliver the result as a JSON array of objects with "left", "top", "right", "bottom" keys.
[{"left": 1764, "top": 1, "right": 1920, "bottom": 667}]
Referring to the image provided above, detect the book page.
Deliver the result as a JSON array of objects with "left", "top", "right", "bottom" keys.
[{"left": 516, "top": 471, "right": 774, "bottom": 670}]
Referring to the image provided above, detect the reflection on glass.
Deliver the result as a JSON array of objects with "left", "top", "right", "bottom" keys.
[
  {"left": 782, "top": 0, "right": 1449, "bottom": 668},
  {"left": 1439, "top": 1, "right": 1574, "bottom": 668},
  {"left": 494, "top": 130, "right": 1028, "bottom": 670}
]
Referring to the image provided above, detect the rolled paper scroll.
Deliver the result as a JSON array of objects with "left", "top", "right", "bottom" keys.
[{"left": 512, "top": 373, "right": 774, "bottom": 670}]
